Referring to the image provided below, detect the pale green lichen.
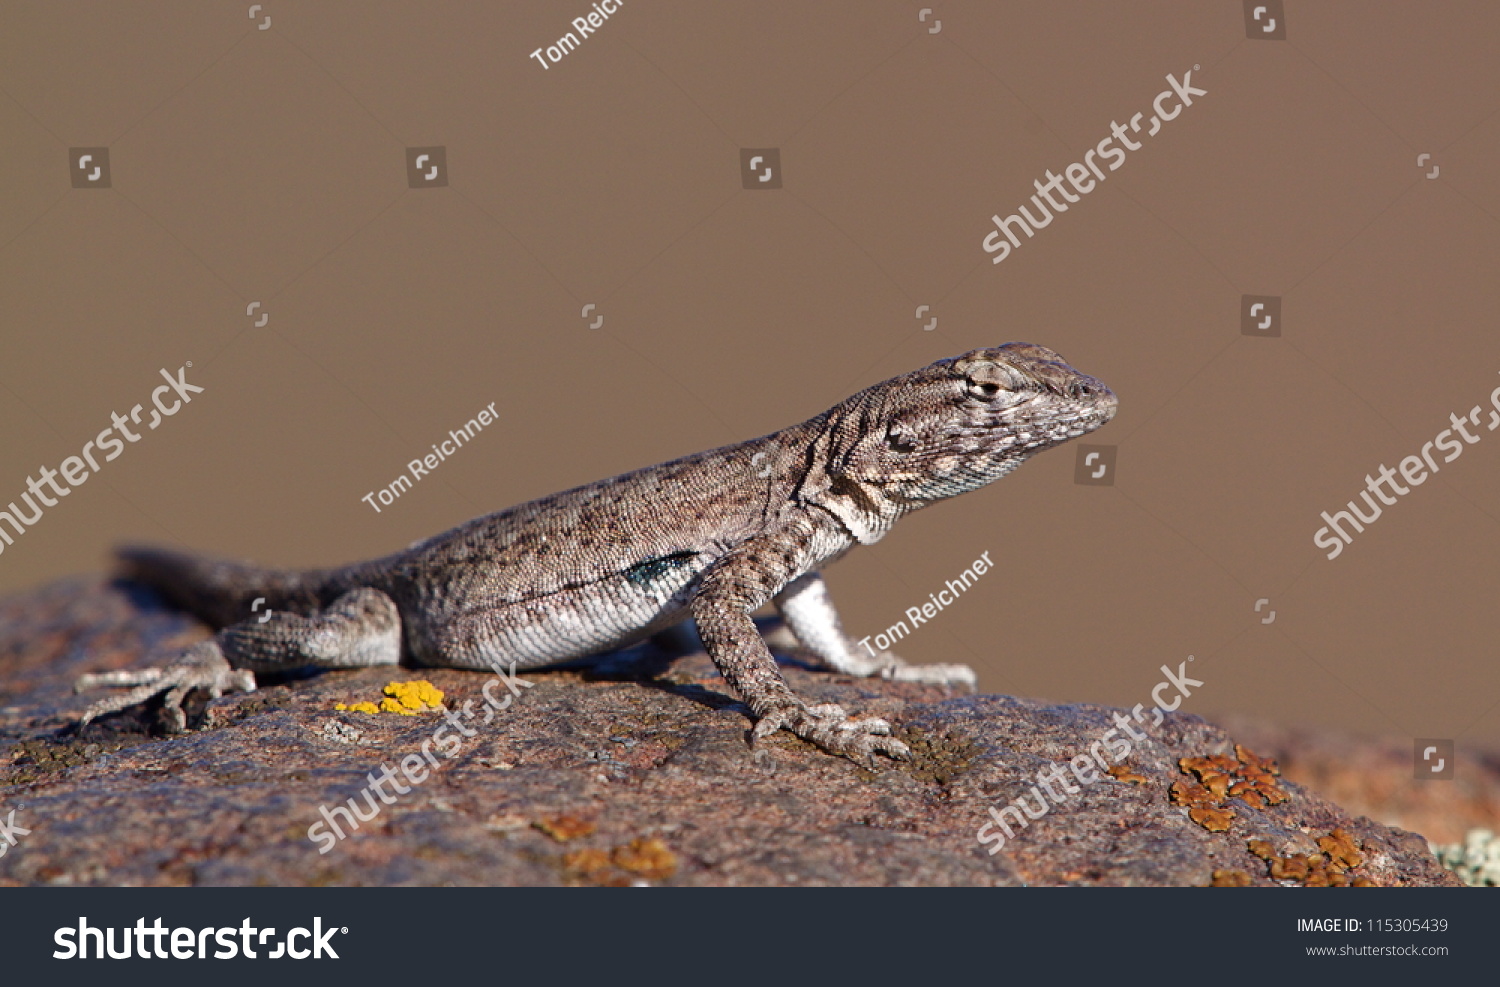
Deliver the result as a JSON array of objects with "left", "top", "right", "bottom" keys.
[{"left": 1433, "top": 828, "right": 1500, "bottom": 886}]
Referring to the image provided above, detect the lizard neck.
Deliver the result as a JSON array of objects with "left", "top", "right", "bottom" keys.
[{"left": 790, "top": 415, "right": 906, "bottom": 545}]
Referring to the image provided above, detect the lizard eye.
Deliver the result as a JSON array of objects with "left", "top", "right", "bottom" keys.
[{"left": 964, "top": 361, "right": 1019, "bottom": 401}]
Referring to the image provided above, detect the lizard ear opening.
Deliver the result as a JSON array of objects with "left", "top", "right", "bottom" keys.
[{"left": 885, "top": 421, "right": 919, "bottom": 454}]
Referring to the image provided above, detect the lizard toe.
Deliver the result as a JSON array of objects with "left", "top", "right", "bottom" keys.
[
  {"left": 868, "top": 734, "right": 912, "bottom": 762},
  {"left": 838, "top": 715, "right": 892, "bottom": 736},
  {"left": 830, "top": 730, "right": 912, "bottom": 768},
  {"left": 76, "top": 640, "right": 252, "bottom": 732},
  {"left": 750, "top": 703, "right": 798, "bottom": 742},
  {"left": 773, "top": 705, "right": 910, "bottom": 765}
]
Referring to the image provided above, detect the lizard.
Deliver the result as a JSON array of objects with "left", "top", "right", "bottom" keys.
[{"left": 74, "top": 343, "right": 1116, "bottom": 766}]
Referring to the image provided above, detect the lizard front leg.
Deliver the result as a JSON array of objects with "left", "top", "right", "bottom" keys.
[
  {"left": 76, "top": 587, "right": 400, "bottom": 731},
  {"left": 774, "top": 572, "right": 976, "bottom": 686},
  {"left": 692, "top": 541, "right": 910, "bottom": 766}
]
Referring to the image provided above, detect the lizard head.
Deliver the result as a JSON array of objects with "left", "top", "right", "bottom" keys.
[{"left": 805, "top": 343, "right": 1116, "bottom": 541}]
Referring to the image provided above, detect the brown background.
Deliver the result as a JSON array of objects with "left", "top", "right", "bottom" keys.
[{"left": 2, "top": 2, "right": 1498, "bottom": 755}]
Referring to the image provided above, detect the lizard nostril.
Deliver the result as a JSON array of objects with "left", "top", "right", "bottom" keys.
[{"left": 1071, "top": 379, "right": 1111, "bottom": 402}]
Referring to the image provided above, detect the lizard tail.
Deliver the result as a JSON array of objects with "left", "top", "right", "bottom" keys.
[{"left": 115, "top": 545, "right": 336, "bottom": 629}]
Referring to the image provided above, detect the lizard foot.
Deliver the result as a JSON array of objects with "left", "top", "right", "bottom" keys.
[
  {"left": 751, "top": 701, "right": 911, "bottom": 768},
  {"left": 879, "top": 659, "right": 977, "bottom": 688},
  {"left": 75, "top": 640, "right": 255, "bottom": 732}
]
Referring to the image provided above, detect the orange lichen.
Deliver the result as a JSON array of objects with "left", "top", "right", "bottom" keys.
[
  {"left": 1105, "top": 765, "right": 1148, "bottom": 785},
  {"left": 1246, "top": 839, "right": 1277, "bottom": 861},
  {"left": 1210, "top": 868, "right": 1252, "bottom": 887},
  {"left": 561, "top": 847, "right": 614, "bottom": 882},
  {"left": 534, "top": 814, "right": 597, "bottom": 842},
  {"left": 1141, "top": 745, "right": 1370, "bottom": 889},
  {"left": 1228, "top": 783, "right": 1263, "bottom": 809},
  {"left": 1170, "top": 779, "right": 1214, "bottom": 808},
  {"left": 1173, "top": 745, "right": 1294, "bottom": 836},
  {"left": 1235, "top": 744, "right": 1280, "bottom": 776},
  {"left": 1180, "top": 756, "right": 1236, "bottom": 800},
  {"left": 1189, "top": 805, "right": 1235, "bottom": 832},
  {"left": 1270, "top": 854, "right": 1310, "bottom": 881},
  {"left": 611, "top": 838, "right": 677, "bottom": 881},
  {"left": 1317, "top": 829, "right": 1364, "bottom": 869},
  {"left": 1231, "top": 778, "right": 1289, "bottom": 808},
  {"left": 1253, "top": 829, "right": 1375, "bottom": 887},
  {"left": 1171, "top": 776, "right": 1237, "bottom": 831},
  {"left": 560, "top": 837, "right": 677, "bottom": 885},
  {"left": 1181, "top": 754, "right": 1237, "bottom": 775},
  {"left": 1173, "top": 746, "right": 1289, "bottom": 829}
]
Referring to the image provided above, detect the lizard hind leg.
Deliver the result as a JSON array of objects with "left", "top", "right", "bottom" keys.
[
  {"left": 217, "top": 587, "right": 402, "bottom": 673},
  {"left": 74, "top": 587, "right": 400, "bottom": 732}
]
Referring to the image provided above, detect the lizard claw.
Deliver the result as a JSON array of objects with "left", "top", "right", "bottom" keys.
[
  {"left": 752, "top": 701, "right": 911, "bottom": 767},
  {"left": 76, "top": 640, "right": 255, "bottom": 732}
]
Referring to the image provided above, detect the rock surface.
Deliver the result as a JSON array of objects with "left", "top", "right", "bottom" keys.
[{"left": 0, "top": 576, "right": 1460, "bottom": 886}]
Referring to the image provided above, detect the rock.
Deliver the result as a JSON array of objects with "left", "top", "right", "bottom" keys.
[{"left": 0, "top": 576, "right": 1460, "bottom": 886}]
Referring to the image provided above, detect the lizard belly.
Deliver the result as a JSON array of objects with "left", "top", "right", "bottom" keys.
[{"left": 414, "top": 552, "right": 707, "bottom": 670}]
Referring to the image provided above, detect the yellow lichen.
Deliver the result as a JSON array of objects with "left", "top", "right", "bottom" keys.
[
  {"left": 336, "top": 680, "right": 444, "bottom": 716},
  {"left": 384, "top": 679, "right": 445, "bottom": 711}
]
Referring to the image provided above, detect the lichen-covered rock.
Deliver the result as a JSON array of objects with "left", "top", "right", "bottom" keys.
[{"left": 0, "top": 576, "right": 1460, "bottom": 886}]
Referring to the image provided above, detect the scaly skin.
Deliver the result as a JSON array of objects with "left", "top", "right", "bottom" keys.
[{"left": 78, "top": 343, "right": 1117, "bottom": 766}]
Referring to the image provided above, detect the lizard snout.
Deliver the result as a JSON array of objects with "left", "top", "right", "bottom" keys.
[{"left": 1067, "top": 375, "right": 1116, "bottom": 409}]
